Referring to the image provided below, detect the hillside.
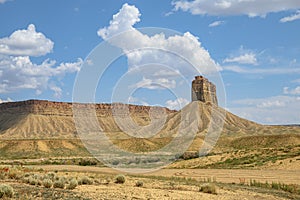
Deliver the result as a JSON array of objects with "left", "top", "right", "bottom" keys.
[
  {"left": 1, "top": 99, "right": 299, "bottom": 139},
  {"left": 0, "top": 99, "right": 299, "bottom": 160}
]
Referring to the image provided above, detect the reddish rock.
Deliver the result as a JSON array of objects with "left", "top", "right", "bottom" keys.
[{"left": 191, "top": 76, "right": 218, "bottom": 105}]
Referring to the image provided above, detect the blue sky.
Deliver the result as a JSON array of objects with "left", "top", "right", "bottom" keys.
[{"left": 0, "top": 0, "right": 300, "bottom": 125}]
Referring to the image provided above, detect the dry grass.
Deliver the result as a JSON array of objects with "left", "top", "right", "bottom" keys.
[{"left": 199, "top": 183, "right": 217, "bottom": 194}]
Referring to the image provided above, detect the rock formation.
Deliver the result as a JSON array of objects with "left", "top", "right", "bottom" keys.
[
  {"left": 191, "top": 76, "right": 218, "bottom": 105},
  {"left": 0, "top": 99, "right": 175, "bottom": 116}
]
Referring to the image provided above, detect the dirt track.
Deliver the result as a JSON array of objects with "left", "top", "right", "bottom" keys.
[{"left": 33, "top": 165, "right": 300, "bottom": 184}]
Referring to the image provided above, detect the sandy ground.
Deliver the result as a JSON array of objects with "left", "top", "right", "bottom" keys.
[
  {"left": 33, "top": 165, "right": 300, "bottom": 185},
  {"left": 76, "top": 183, "right": 286, "bottom": 200}
]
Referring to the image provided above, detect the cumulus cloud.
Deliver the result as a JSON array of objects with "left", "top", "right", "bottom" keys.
[
  {"left": 0, "top": 24, "right": 54, "bottom": 56},
  {"left": 209, "top": 20, "right": 225, "bottom": 27},
  {"left": 0, "top": 55, "right": 82, "bottom": 95},
  {"left": 49, "top": 85, "right": 63, "bottom": 98},
  {"left": 132, "top": 77, "right": 176, "bottom": 90},
  {"left": 128, "top": 96, "right": 149, "bottom": 106},
  {"left": 0, "top": 97, "right": 12, "bottom": 104},
  {"left": 0, "top": 24, "right": 82, "bottom": 98},
  {"left": 173, "top": 0, "right": 300, "bottom": 17},
  {"left": 280, "top": 10, "right": 300, "bottom": 23},
  {"left": 165, "top": 97, "right": 189, "bottom": 110},
  {"left": 223, "top": 65, "right": 300, "bottom": 74},
  {"left": 98, "top": 3, "right": 220, "bottom": 76},
  {"left": 97, "top": 3, "right": 141, "bottom": 39},
  {"left": 230, "top": 95, "right": 300, "bottom": 124},
  {"left": 223, "top": 53, "right": 257, "bottom": 65},
  {"left": 283, "top": 86, "right": 300, "bottom": 95}
]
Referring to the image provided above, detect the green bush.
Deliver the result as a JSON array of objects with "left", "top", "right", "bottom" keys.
[
  {"left": 43, "top": 179, "right": 53, "bottom": 188},
  {"left": 45, "top": 172, "right": 56, "bottom": 181},
  {"left": 22, "top": 177, "right": 30, "bottom": 184},
  {"left": 29, "top": 177, "right": 38, "bottom": 185},
  {"left": 53, "top": 179, "right": 65, "bottom": 189},
  {"left": 79, "top": 159, "right": 97, "bottom": 166},
  {"left": 67, "top": 178, "right": 78, "bottom": 190},
  {"left": 199, "top": 183, "right": 217, "bottom": 194},
  {"left": 115, "top": 174, "right": 125, "bottom": 184},
  {"left": 79, "top": 176, "right": 93, "bottom": 185},
  {"left": 0, "top": 184, "right": 14, "bottom": 198},
  {"left": 135, "top": 180, "right": 143, "bottom": 187}
]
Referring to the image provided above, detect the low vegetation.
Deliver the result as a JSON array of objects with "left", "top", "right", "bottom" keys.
[
  {"left": 78, "top": 176, "right": 93, "bottom": 185},
  {"left": 135, "top": 180, "right": 143, "bottom": 187},
  {"left": 0, "top": 184, "right": 14, "bottom": 198},
  {"left": 0, "top": 164, "right": 299, "bottom": 199},
  {"left": 115, "top": 174, "right": 126, "bottom": 184},
  {"left": 67, "top": 178, "right": 78, "bottom": 190},
  {"left": 42, "top": 178, "right": 53, "bottom": 188},
  {"left": 53, "top": 179, "right": 65, "bottom": 189},
  {"left": 199, "top": 183, "right": 217, "bottom": 194},
  {"left": 249, "top": 179, "right": 300, "bottom": 195}
]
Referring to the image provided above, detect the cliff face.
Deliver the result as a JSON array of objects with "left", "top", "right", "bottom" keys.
[
  {"left": 191, "top": 76, "right": 218, "bottom": 105},
  {"left": 0, "top": 100, "right": 175, "bottom": 116},
  {"left": 0, "top": 100, "right": 177, "bottom": 139}
]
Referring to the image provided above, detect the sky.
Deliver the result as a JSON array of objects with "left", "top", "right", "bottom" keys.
[{"left": 0, "top": 0, "right": 300, "bottom": 125}]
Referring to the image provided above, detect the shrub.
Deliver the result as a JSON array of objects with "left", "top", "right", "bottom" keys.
[
  {"left": 8, "top": 169, "right": 22, "bottom": 180},
  {"left": 33, "top": 174, "right": 40, "bottom": 180},
  {"left": 53, "top": 180, "right": 65, "bottom": 189},
  {"left": 43, "top": 179, "right": 53, "bottom": 188},
  {"left": 199, "top": 183, "right": 217, "bottom": 194},
  {"left": 79, "top": 159, "right": 97, "bottom": 166},
  {"left": 115, "top": 174, "right": 125, "bottom": 184},
  {"left": 45, "top": 173, "right": 55, "bottom": 181},
  {"left": 79, "top": 176, "right": 93, "bottom": 185},
  {"left": 0, "top": 173, "right": 6, "bottom": 180},
  {"left": 0, "top": 184, "right": 14, "bottom": 198},
  {"left": 22, "top": 177, "right": 30, "bottom": 184},
  {"left": 135, "top": 181, "right": 143, "bottom": 187},
  {"left": 29, "top": 177, "right": 38, "bottom": 185},
  {"left": 37, "top": 180, "right": 43, "bottom": 186},
  {"left": 67, "top": 179, "right": 78, "bottom": 190}
]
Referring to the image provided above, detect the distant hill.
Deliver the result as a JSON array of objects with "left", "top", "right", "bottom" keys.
[
  {"left": 1, "top": 99, "right": 299, "bottom": 139},
  {"left": 0, "top": 99, "right": 299, "bottom": 158}
]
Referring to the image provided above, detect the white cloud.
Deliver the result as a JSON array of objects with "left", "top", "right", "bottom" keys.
[
  {"left": 230, "top": 95, "right": 300, "bottom": 124},
  {"left": 283, "top": 86, "right": 300, "bottom": 95},
  {"left": 224, "top": 53, "right": 257, "bottom": 65},
  {"left": 86, "top": 59, "right": 94, "bottom": 66},
  {"left": 0, "top": 55, "right": 82, "bottom": 95},
  {"left": 97, "top": 3, "right": 141, "bottom": 39},
  {"left": 223, "top": 65, "right": 300, "bottom": 74},
  {"left": 98, "top": 3, "right": 220, "bottom": 76},
  {"left": 128, "top": 96, "right": 149, "bottom": 106},
  {"left": 152, "top": 69, "right": 181, "bottom": 77},
  {"left": 0, "top": 24, "right": 54, "bottom": 56},
  {"left": 166, "top": 97, "right": 189, "bottom": 110},
  {"left": 132, "top": 77, "right": 176, "bottom": 90},
  {"left": 0, "top": 97, "right": 12, "bottom": 104},
  {"left": 173, "top": 0, "right": 300, "bottom": 17},
  {"left": 209, "top": 20, "right": 225, "bottom": 27},
  {"left": 257, "top": 100, "right": 285, "bottom": 108},
  {"left": 0, "top": 0, "right": 10, "bottom": 4},
  {"left": 49, "top": 85, "right": 63, "bottom": 98},
  {"left": 280, "top": 10, "right": 300, "bottom": 23},
  {"left": 0, "top": 24, "right": 82, "bottom": 98},
  {"left": 292, "top": 79, "right": 300, "bottom": 83}
]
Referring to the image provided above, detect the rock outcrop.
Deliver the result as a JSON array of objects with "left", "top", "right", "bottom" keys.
[
  {"left": 191, "top": 76, "right": 218, "bottom": 105},
  {"left": 0, "top": 99, "right": 176, "bottom": 116}
]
